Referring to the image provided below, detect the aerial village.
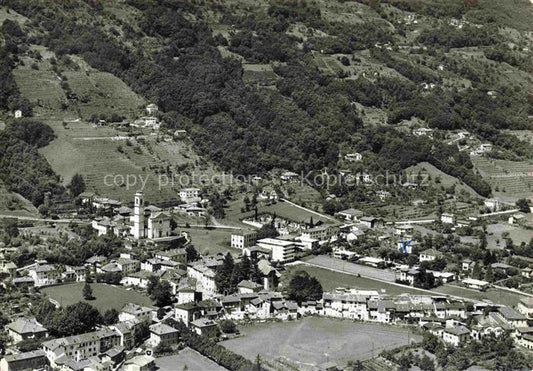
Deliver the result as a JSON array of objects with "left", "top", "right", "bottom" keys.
[{"left": 1, "top": 104, "right": 533, "bottom": 371}]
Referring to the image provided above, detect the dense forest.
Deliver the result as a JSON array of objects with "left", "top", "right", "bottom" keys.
[{"left": 4, "top": 0, "right": 533, "bottom": 199}]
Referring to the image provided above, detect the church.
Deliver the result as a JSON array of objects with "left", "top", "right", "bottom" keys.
[
  {"left": 130, "top": 191, "right": 172, "bottom": 240},
  {"left": 92, "top": 192, "right": 172, "bottom": 240}
]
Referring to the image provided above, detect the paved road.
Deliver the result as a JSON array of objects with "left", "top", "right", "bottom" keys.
[
  {"left": 0, "top": 214, "right": 90, "bottom": 224},
  {"left": 303, "top": 255, "right": 397, "bottom": 282}
]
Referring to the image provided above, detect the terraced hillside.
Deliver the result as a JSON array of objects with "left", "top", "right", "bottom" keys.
[
  {"left": 11, "top": 45, "right": 231, "bottom": 205},
  {"left": 472, "top": 157, "right": 533, "bottom": 202}
]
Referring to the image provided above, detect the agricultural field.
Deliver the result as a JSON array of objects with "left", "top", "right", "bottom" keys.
[
  {"left": 405, "top": 162, "right": 482, "bottom": 198},
  {"left": 12, "top": 45, "right": 239, "bottom": 206},
  {"left": 41, "top": 282, "right": 153, "bottom": 313},
  {"left": 472, "top": 157, "right": 533, "bottom": 202},
  {"left": 222, "top": 317, "right": 420, "bottom": 369}
]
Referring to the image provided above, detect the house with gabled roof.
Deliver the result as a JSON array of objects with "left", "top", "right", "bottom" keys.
[
  {"left": 149, "top": 323, "right": 179, "bottom": 347},
  {"left": 6, "top": 317, "right": 48, "bottom": 343}
]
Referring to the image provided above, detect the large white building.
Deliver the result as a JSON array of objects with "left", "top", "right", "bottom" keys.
[
  {"left": 231, "top": 230, "right": 257, "bottom": 249},
  {"left": 257, "top": 238, "right": 297, "bottom": 263}
]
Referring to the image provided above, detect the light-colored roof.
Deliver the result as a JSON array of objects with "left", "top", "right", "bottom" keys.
[
  {"left": 149, "top": 323, "right": 178, "bottom": 335},
  {"left": 444, "top": 326, "right": 470, "bottom": 336},
  {"left": 7, "top": 318, "right": 47, "bottom": 335},
  {"left": 3, "top": 350, "right": 46, "bottom": 363}
]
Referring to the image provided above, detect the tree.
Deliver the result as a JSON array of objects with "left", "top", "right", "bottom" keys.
[
  {"left": 516, "top": 198, "right": 531, "bottom": 213},
  {"left": 68, "top": 173, "right": 86, "bottom": 197},
  {"left": 147, "top": 276, "right": 173, "bottom": 307},
  {"left": 152, "top": 280, "right": 173, "bottom": 307},
  {"left": 16, "top": 338, "right": 41, "bottom": 352},
  {"left": 219, "top": 319, "right": 237, "bottom": 334},
  {"left": 255, "top": 354, "right": 262, "bottom": 371},
  {"left": 472, "top": 262, "right": 482, "bottom": 280},
  {"left": 485, "top": 265, "right": 494, "bottom": 283},
  {"left": 419, "top": 355, "right": 435, "bottom": 371},
  {"left": 185, "top": 244, "right": 199, "bottom": 262},
  {"left": 82, "top": 281, "right": 94, "bottom": 300},
  {"left": 215, "top": 253, "right": 235, "bottom": 294},
  {"left": 2, "top": 218, "right": 19, "bottom": 238},
  {"left": 53, "top": 302, "right": 103, "bottom": 336},
  {"left": 256, "top": 223, "right": 279, "bottom": 240},
  {"left": 134, "top": 320, "right": 150, "bottom": 345},
  {"left": 287, "top": 270, "right": 323, "bottom": 304},
  {"left": 103, "top": 308, "right": 119, "bottom": 325}
]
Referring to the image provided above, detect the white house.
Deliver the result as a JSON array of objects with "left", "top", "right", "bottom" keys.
[
  {"left": 412, "top": 128, "right": 433, "bottom": 137},
  {"left": 442, "top": 326, "right": 470, "bottom": 346},
  {"left": 146, "top": 103, "right": 158, "bottom": 115},
  {"left": 441, "top": 213, "right": 455, "bottom": 224},
  {"left": 231, "top": 231, "right": 257, "bottom": 249},
  {"left": 148, "top": 323, "right": 179, "bottom": 347},
  {"left": 344, "top": 153, "right": 362, "bottom": 162},
  {"left": 517, "top": 297, "right": 533, "bottom": 317},
  {"left": 462, "top": 278, "right": 489, "bottom": 290},
  {"left": 419, "top": 249, "right": 441, "bottom": 262},
  {"left": 28, "top": 264, "right": 59, "bottom": 287},
  {"left": 14, "top": 109, "right": 22, "bottom": 118},
  {"left": 119, "top": 303, "right": 154, "bottom": 323},
  {"left": 179, "top": 188, "right": 200, "bottom": 202},
  {"left": 187, "top": 262, "right": 217, "bottom": 296},
  {"left": 6, "top": 318, "right": 48, "bottom": 343},
  {"left": 484, "top": 198, "right": 500, "bottom": 211},
  {"left": 336, "top": 208, "right": 363, "bottom": 221}
]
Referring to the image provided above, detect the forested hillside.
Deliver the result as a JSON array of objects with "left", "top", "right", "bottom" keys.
[{"left": 2, "top": 0, "right": 533, "bottom": 200}]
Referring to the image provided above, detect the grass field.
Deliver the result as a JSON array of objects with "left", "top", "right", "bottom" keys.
[
  {"left": 184, "top": 227, "right": 239, "bottom": 255},
  {"left": 406, "top": 161, "right": 482, "bottom": 198},
  {"left": 155, "top": 348, "right": 228, "bottom": 371},
  {"left": 430, "top": 283, "right": 526, "bottom": 307},
  {"left": 41, "top": 282, "right": 153, "bottom": 312},
  {"left": 284, "top": 265, "right": 427, "bottom": 296},
  {"left": 222, "top": 317, "right": 420, "bottom": 369},
  {"left": 0, "top": 181, "right": 39, "bottom": 217}
]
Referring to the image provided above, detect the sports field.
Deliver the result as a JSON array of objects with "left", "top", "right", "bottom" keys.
[
  {"left": 155, "top": 348, "right": 228, "bottom": 371},
  {"left": 222, "top": 317, "right": 420, "bottom": 369}
]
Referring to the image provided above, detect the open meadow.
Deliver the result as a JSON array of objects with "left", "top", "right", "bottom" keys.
[{"left": 41, "top": 282, "right": 153, "bottom": 312}]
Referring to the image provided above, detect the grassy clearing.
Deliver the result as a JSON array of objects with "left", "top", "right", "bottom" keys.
[
  {"left": 431, "top": 283, "right": 525, "bottom": 307},
  {"left": 284, "top": 265, "right": 425, "bottom": 296},
  {"left": 41, "top": 282, "right": 153, "bottom": 312},
  {"left": 0, "top": 181, "right": 39, "bottom": 217},
  {"left": 406, "top": 161, "right": 482, "bottom": 198},
  {"left": 185, "top": 227, "right": 239, "bottom": 255},
  {"left": 222, "top": 317, "right": 420, "bottom": 368}
]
